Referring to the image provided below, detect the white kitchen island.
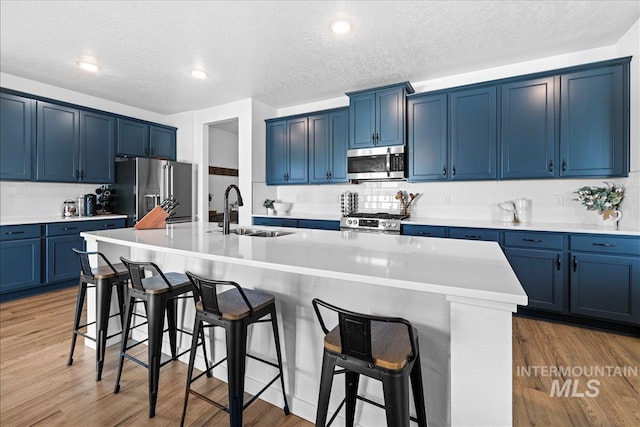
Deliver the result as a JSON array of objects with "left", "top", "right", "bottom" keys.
[{"left": 82, "top": 222, "right": 527, "bottom": 427}]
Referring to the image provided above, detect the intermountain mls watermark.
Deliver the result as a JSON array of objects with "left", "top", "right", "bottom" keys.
[{"left": 517, "top": 365, "right": 638, "bottom": 398}]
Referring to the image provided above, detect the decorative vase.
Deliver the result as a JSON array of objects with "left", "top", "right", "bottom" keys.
[{"left": 600, "top": 209, "right": 622, "bottom": 227}]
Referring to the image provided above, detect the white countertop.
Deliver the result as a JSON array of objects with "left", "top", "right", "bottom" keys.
[
  {"left": 82, "top": 222, "right": 528, "bottom": 306},
  {"left": 253, "top": 213, "right": 640, "bottom": 236},
  {"left": 0, "top": 214, "right": 128, "bottom": 226}
]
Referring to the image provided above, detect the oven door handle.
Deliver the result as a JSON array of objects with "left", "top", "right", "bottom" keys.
[{"left": 386, "top": 147, "right": 391, "bottom": 177}]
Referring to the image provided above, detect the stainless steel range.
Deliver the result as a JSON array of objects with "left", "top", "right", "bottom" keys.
[{"left": 340, "top": 212, "right": 408, "bottom": 234}]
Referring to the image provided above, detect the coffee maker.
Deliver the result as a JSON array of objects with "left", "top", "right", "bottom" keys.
[{"left": 84, "top": 194, "right": 97, "bottom": 216}]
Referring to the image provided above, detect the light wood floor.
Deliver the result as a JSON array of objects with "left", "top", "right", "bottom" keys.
[{"left": 1, "top": 287, "right": 638, "bottom": 426}]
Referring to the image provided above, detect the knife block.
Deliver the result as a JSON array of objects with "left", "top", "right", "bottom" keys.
[{"left": 134, "top": 206, "right": 168, "bottom": 230}]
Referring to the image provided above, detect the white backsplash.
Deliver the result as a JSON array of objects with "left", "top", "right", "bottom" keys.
[
  {"left": 0, "top": 181, "right": 102, "bottom": 219},
  {"left": 270, "top": 171, "right": 640, "bottom": 229}
]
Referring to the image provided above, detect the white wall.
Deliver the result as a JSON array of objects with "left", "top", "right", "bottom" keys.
[
  {"left": 272, "top": 21, "right": 640, "bottom": 230},
  {"left": 0, "top": 73, "right": 172, "bottom": 220}
]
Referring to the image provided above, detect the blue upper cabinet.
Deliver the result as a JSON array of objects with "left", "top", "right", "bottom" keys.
[
  {"left": 117, "top": 119, "right": 176, "bottom": 160},
  {"left": 149, "top": 125, "right": 177, "bottom": 160},
  {"left": 36, "top": 102, "right": 80, "bottom": 182},
  {"left": 347, "top": 82, "right": 413, "bottom": 149},
  {"left": 309, "top": 108, "right": 348, "bottom": 183},
  {"left": 500, "top": 77, "right": 556, "bottom": 179},
  {"left": 286, "top": 117, "right": 308, "bottom": 184},
  {"left": 449, "top": 86, "right": 497, "bottom": 180},
  {"left": 349, "top": 92, "right": 376, "bottom": 149},
  {"left": 80, "top": 111, "right": 116, "bottom": 183},
  {"left": 266, "top": 117, "right": 308, "bottom": 185},
  {"left": 560, "top": 65, "right": 627, "bottom": 177},
  {"left": 36, "top": 102, "right": 115, "bottom": 183},
  {"left": 117, "top": 118, "right": 149, "bottom": 157},
  {"left": 0, "top": 93, "right": 34, "bottom": 181},
  {"left": 266, "top": 120, "right": 287, "bottom": 184},
  {"left": 408, "top": 93, "right": 448, "bottom": 181}
]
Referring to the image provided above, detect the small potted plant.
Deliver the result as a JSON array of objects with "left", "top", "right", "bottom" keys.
[
  {"left": 575, "top": 182, "right": 624, "bottom": 226},
  {"left": 263, "top": 199, "right": 275, "bottom": 215}
]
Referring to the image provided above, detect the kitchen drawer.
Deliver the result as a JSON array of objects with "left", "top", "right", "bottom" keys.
[
  {"left": 504, "top": 231, "right": 564, "bottom": 250},
  {"left": 0, "top": 224, "right": 41, "bottom": 241},
  {"left": 570, "top": 234, "right": 639, "bottom": 256},
  {"left": 46, "top": 222, "right": 89, "bottom": 236},
  {"left": 449, "top": 227, "right": 500, "bottom": 242},
  {"left": 402, "top": 224, "right": 447, "bottom": 238},
  {"left": 84, "top": 218, "right": 126, "bottom": 232}
]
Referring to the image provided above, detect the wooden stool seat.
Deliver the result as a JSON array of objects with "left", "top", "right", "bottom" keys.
[
  {"left": 324, "top": 321, "right": 415, "bottom": 370},
  {"left": 137, "top": 272, "right": 191, "bottom": 294},
  {"left": 90, "top": 262, "right": 129, "bottom": 279},
  {"left": 196, "top": 288, "right": 275, "bottom": 320}
]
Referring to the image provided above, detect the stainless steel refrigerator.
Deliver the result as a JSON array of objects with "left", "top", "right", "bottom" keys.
[{"left": 112, "top": 158, "right": 193, "bottom": 226}]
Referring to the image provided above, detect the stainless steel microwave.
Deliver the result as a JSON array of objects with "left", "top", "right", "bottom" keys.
[{"left": 347, "top": 145, "right": 406, "bottom": 181}]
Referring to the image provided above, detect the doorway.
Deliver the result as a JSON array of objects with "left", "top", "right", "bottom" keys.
[{"left": 207, "top": 119, "right": 239, "bottom": 223}]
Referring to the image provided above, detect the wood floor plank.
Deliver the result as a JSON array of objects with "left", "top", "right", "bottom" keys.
[{"left": 2, "top": 288, "right": 639, "bottom": 426}]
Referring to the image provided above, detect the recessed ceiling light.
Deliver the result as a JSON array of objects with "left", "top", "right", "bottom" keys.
[
  {"left": 191, "top": 69, "right": 207, "bottom": 79},
  {"left": 78, "top": 61, "right": 99, "bottom": 72},
  {"left": 331, "top": 19, "right": 351, "bottom": 34}
]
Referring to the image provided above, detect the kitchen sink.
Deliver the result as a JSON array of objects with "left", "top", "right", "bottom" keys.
[{"left": 232, "top": 228, "right": 294, "bottom": 237}]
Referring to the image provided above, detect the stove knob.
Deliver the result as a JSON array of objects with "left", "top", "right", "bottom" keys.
[
  {"left": 347, "top": 219, "right": 353, "bottom": 225},
  {"left": 380, "top": 221, "right": 386, "bottom": 227},
  {"left": 390, "top": 222, "right": 396, "bottom": 227}
]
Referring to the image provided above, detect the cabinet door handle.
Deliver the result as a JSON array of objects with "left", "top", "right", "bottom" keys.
[
  {"left": 6, "top": 231, "right": 25, "bottom": 235},
  {"left": 442, "top": 166, "right": 447, "bottom": 176},
  {"left": 556, "top": 255, "right": 561, "bottom": 271},
  {"left": 74, "top": 169, "right": 79, "bottom": 179},
  {"left": 464, "top": 235, "right": 481, "bottom": 239},
  {"left": 562, "top": 160, "right": 567, "bottom": 172},
  {"left": 592, "top": 242, "right": 615, "bottom": 247},
  {"left": 572, "top": 256, "right": 577, "bottom": 272},
  {"left": 452, "top": 166, "right": 456, "bottom": 177},
  {"left": 80, "top": 170, "right": 84, "bottom": 180},
  {"left": 103, "top": 224, "right": 116, "bottom": 228},
  {"left": 548, "top": 160, "right": 553, "bottom": 173},
  {"left": 372, "top": 133, "right": 376, "bottom": 145},
  {"left": 419, "top": 232, "right": 432, "bottom": 236},
  {"left": 328, "top": 171, "right": 332, "bottom": 180},
  {"left": 63, "top": 226, "right": 78, "bottom": 231},
  {"left": 523, "top": 238, "right": 543, "bottom": 243}
]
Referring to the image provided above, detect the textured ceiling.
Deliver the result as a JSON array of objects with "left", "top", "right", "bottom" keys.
[{"left": 1, "top": 1, "right": 638, "bottom": 115}]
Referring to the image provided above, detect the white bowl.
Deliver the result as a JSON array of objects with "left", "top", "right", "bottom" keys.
[{"left": 273, "top": 202, "right": 291, "bottom": 214}]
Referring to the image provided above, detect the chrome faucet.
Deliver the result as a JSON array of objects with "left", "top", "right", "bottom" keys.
[{"left": 223, "top": 184, "right": 244, "bottom": 234}]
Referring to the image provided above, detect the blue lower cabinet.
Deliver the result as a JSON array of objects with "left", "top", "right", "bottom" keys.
[
  {"left": 252, "top": 217, "right": 298, "bottom": 228},
  {"left": 505, "top": 248, "right": 565, "bottom": 312},
  {"left": 402, "top": 224, "right": 447, "bottom": 238},
  {"left": 0, "top": 238, "right": 42, "bottom": 293},
  {"left": 46, "top": 235, "right": 84, "bottom": 283},
  {"left": 297, "top": 219, "right": 340, "bottom": 230},
  {"left": 570, "top": 253, "right": 639, "bottom": 324}
]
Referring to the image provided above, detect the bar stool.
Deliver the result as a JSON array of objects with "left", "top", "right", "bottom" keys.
[
  {"left": 180, "top": 271, "right": 290, "bottom": 427},
  {"left": 312, "top": 298, "right": 428, "bottom": 427},
  {"left": 67, "top": 249, "right": 129, "bottom": 381},
  {"left": 114, "top": 257, "right": 210, "bottom": 418}
]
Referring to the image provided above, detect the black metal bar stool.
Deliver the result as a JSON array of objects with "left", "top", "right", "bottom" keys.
[
  {"left": 67, "top": 249, "right": 129, "bottom": 381},
  {"left": 115, "top": 257, "right": 210, "bottom": 418},
  {"left": 312, "top": 298, "right": 428, "bottom": 427},
  {"left": 180, "top": 271, "right": 290, "bottom": 427}
]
